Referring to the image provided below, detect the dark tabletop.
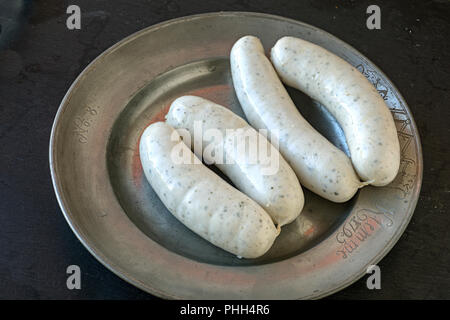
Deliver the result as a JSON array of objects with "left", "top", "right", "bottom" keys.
[{"left": 0, "top": 0, "right": 449, "bottom": 300}]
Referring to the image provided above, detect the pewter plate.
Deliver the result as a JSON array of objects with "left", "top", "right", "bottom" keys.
[{"left": 50, "top": 12, "right": 422, "bottom": 299}]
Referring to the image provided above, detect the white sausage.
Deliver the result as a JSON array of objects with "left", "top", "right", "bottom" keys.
[
  {"left": 230, "top": 35, "right": 363, "bottom": 202},
  {"left": 166, "top": 95, "right": 304, "bottom": 226},
  {"left": 139, "top": 122, "right": 278, "bottom": 258},
  {"left": 271, "top": 36, "right": 400, "bottom": 186}
]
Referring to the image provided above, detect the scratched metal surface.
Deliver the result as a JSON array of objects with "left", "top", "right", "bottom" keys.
[{"left": 49, "top": 12, "right": 422, "bottom": 299}]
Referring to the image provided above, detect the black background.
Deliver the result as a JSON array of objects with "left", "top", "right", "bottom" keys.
[{"left": 0, "top": 0, "right": 449, "bottom": 299}]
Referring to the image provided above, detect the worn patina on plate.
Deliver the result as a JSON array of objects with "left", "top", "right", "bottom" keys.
[{"left": 50, "top": 12, "right": 422, "bottom": 299}]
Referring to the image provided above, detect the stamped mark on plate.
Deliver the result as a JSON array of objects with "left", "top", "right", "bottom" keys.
[
  {"left": 73, "top": 106, "right": 99, "bottom": 143},
  {"left": 335, "top": 204, "right": 395, "bottom": 259},
  {"left": 390, "top": 109, "right": 417, "bottom": 199}
]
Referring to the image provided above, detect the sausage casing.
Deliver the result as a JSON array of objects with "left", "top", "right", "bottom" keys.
[
  {"left": 139, "top": 122, "right": 278, "bottom": 258},
  {"left": 271, "top": 36, "right": 400, "bottom": 186},
  {"left": 231, "top": 35, "right": 362, "bottom": 202},
  {"left": 166, "top": 95, "right": 304, "bottom": 226}
]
